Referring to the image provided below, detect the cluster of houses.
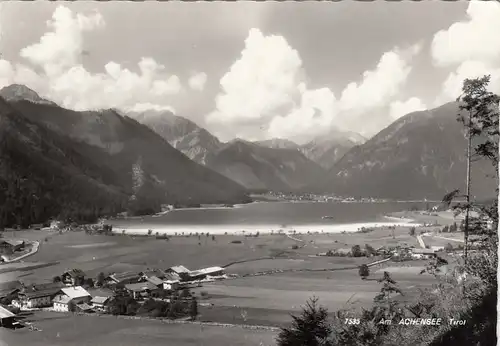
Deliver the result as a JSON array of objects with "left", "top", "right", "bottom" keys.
[
  {"left": 0, "top": 264, "right": 226, "bottom": 323},
  {"left": 320, "top": 245, "right": 442, "bottom": 261}
]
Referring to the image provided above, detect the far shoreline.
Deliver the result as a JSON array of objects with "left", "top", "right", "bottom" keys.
[{"left": 109, "top": 220, "right": 423, "bottom": 237}]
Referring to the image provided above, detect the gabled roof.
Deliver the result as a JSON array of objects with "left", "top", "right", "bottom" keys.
[
  {"left": 63, "top": 269, "right": 86, "bottom": 278},
  {"left": 141, "top": 269, "right": 166, "bottom": 279},
  {"left": 108, "top": 271, "right": 140, "bottom": 283},
  {"left": 0, "top": 239, "right": 24, "bottom": 247},
  {"left": 60, "top": 286, "right": 91, "bottom": 299},
  {"left": 21, "top": 282, "right": 65, "bottom": 299},
  {"left": 0, "top": 281, "right": 22, "bottom": 297},
  {"left": 76, "top": 303, "right": 93, "bottom": 311},
  {"left": 163, "top": 272, "right": 181, "bottom": 282},
  {"left": 124, "top": 282, "right": 157, "bottom": 292},
  {"left": 190, "top": 266, "right": 224, "bottom": 277},
  {"left": 91, "top": 296, "right": 111, "bottom": 305},
  {"left": 145, "top": 276, "right": 163, "bottom": 286},
  {"left": 0, "top": 305, "right": 15, "bottom": 319},
  {"left": 169, "top": 265, "right": 190, "bottom": 274},
  {"left": 53, "top": 295, "right": 71, "bottom": 304}
]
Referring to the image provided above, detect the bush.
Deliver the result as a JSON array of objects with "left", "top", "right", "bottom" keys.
[
  {"left": 359, "top": 264, "right": 370, "bottom": 279},
  {"left": 351, "top": 245, "right": 363, "bottom": 257}
]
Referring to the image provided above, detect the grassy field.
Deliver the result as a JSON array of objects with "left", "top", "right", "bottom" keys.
[
  {"left": 0, "top": 231, "right": 300, "bottom": 285},
  {"left": 0, "top": 311, "right": 278, "bottom": 346},
  {"left": 0, "top": 225, "right": 444, "bottom": 332}
]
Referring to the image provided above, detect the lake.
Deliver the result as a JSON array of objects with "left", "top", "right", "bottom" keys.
[{"left": 108, "top": 201, "right": 427, "bottom": 235}]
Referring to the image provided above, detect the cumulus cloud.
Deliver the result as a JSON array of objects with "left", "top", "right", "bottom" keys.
[
  {"left": 436, "top": 61, "right": 500, "bottom": 105},
  {"left": 431, "top": 1, "right": 500, "bottom": 67},
  {"left": 207, "top": 28, "right": 419, "bottom": 142},
  {"left": 207, "top": 28, "right": 303, "bottom": 127},
  {"left": 188, "top": 72, "right": 207, "bottom": 91},
  {"left": 268, "top": 84, "right": 337, "bottom": 141},
  {"left": 432, "top": 2, "right": 500, "bottom": 104},
  {"left": 0, "top": 6, "right": 181, "bottom": 112},
  {"left": 339, "top": 44, "right": 421, "bottom": 113},
  {"left": 389, "top": 97, "right": 427, "bottom": 120}
]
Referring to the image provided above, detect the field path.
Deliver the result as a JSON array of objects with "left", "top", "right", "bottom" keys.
[
  {"left": 416, "top": 235, "right": 426, "bottom": 248},
  {"left": 432, "top": 235, "right": 464, "bottom": 243}
]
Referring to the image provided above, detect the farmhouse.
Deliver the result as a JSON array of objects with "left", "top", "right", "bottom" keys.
[
  {"left": 140, "top": 269, "right": 166, "bottom": 280},
  {"left": 0, "top": 239, "right": 25, "bottom": 253},
  {"left": 91, "top": 296, "right": 111, "bottom": 312},
  {"left": 166, "top": 265, "right": 191, "bottom": 282},
  {"left": 53, "top": 286, "right": 91, "bottom": 312},
  {"left": 188, "top": 266, "right": 225, "bottom": 281},
  {"left": 124, "top": 282, "right": 160, "bottom": 300},
  {"left": 14, "top": 282, "right": 65, "bottom": 309},
  {"left": 107, "top": 272, "right": 142, "bottom": 286},
  {"left": 0, "top": 280, "right": 22, "bottom": 300},
  {"left": 411, "top": 248, "right": 436, "bottom": 259},
  {"left": 61, "top": 269, "right": 86, "bottom": 286},
  {"left": 0, "top": 305, "right": 17, "bottom": 328}
]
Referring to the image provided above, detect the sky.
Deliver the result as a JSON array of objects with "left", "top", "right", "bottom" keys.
[{"left": 0, "top": 1, "right": 499, "bottom": 144}]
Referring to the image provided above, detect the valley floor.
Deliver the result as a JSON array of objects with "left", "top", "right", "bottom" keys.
[{"left": 0, "top": 212, "right": 460, "bottom": 344}]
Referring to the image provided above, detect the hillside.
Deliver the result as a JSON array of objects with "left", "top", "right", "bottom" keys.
[
  {"left": 131, "top": 111, "right": 326, "bottom": 192},
  {"left": 204, "top": 140, "right": 326, "bottom": 191},
  {"left": 307, "top": 102, "right": 497, "bottom": 200},
  {"left": 0, "top": 85, "right": 251, "bottom": 222},
  {"left": 299, "top": 130, "right": 366, "bottom": 169},
  {"left": 0, "top": 97, "right": 129, "bottom": 227},
  {"left": 130, "top": 110, "right": 222, "bottom": 165}
]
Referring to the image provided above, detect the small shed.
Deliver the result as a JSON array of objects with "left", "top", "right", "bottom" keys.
[
  {"left": 0, "top": 305, "right": 16, "bottom": 328},
  {"left": 91, "top": 296, "right": 111, "bottom": 311}
]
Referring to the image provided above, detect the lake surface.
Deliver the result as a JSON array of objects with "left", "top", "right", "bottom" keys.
[{"left": 109, "top": 201, "right": 426, "bottom": 235}]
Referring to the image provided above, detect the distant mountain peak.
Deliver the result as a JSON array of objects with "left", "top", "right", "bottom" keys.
[
  {"left": 255, "top": 138, "right": 299, "bottom": 150},
  {"left": 0, "top": 84, "right": 56, "bottom": 106}
]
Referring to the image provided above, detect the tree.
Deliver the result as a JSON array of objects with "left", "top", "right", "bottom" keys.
[
  {"left": 85, "top": 278, "right": 94, "bottom": 288},
  {"left": 409, "top": 227, "right": 416, "bottom": 236},
  {"left": 52, "top": 275, "right": 61, "bottom": 283},
  {"left": 351, "top": 245, "right": 362, "bottom": 257},
  {"left": 96, "top": 272, "right": 106, "bottom": 287},
  {"left": 189, "top": 297, "right": 198, "bottom": 320},
  {"left": 365, "top": 244, "right": 376, "bottom": 256},
  {"left": 68, "top": 300, "right": 76, "bottom": 312},
  {"left": 147, "top": 229, "right": 153, "bottom": 236},
  {"left": 277, "top": 297, "right": 333, "bottom": 346},
  {"left": 359, "top": 264, "right": 370, "bottom": 279},
  {"left": 448, "top": 75, "right": 500, "bottom": 264},
  {"left": 444, "top": 243, "right": 454, "bottom": 252}
]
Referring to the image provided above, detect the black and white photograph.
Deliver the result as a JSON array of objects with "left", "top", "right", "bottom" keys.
[{"left": 0, "top": 1, "right": 498, "bottom": 345}]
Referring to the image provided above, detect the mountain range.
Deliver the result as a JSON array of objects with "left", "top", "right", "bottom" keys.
[
  {"left": 130, "top": 110, "right": 333, "bottom": 191},
  {"left": 0, "top": 85, "right": 250, "bottom": 226},
  {"left": 1, "top": 83, "right": 496, "bottom": 228},
  {"left": 129, "top": 109, "right": 367, "bottom": 191},
  {"left": 307, "top": 102, "right": 497, "bottom": 200}
]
